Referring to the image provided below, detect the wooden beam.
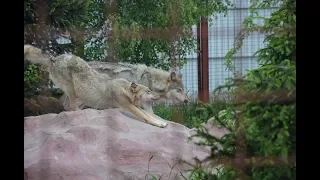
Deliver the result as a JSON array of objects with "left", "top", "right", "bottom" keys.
[{"left": 197, "top": 17, "right": 209, "bottom": 103}]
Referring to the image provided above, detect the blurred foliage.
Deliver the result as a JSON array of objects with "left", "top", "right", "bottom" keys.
[
  {"left": 83, "top": 0, "right": 109, "bottom": 61},
  {"left": 153, "top": 98, "right": 229, "bottom": 129},
  {"left": 24, "top": 0, "right": 89, "bottom": 55},
  {"left": 84, "top": 0, "right": 234, "bottom": 70}
]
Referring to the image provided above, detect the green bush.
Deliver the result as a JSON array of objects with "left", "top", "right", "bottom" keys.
[
  {"left": 153, "top": 94, "right": 231, "bottom": 129},
  {"left": 188, "top": 0, "right": 296, "bottom": 179},
  {"left": 24, "top": 62, "right": 50, "bottom": 98},
  {"left": 153, "top": 103, "right": 197, "bottom": 128}
]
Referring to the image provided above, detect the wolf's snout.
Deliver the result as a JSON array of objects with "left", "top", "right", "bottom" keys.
[{"left": 184, "top": 99, "right": 189, "bottom": 103}]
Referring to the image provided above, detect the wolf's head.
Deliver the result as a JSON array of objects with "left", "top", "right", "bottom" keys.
[
  {"left": 164, "top": 72, "right": 189, "bottom": 103},
  {"left": 131, "top": 82, "right": 161, "bottom": 106},
  {"left": 165, "top": 87, "right": 189, "bottom": 103}
]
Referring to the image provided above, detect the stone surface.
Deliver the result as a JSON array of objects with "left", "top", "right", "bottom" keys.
[{"left": 24, "top": 108, "right": 228, "bottom": 180}]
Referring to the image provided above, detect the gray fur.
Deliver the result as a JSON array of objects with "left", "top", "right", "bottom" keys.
[
  {"left": 24, "top": 44, "right": 168, "bottom": 128},
  {"left": 87, "top": 61, "right": 189, "bottom": 113}
]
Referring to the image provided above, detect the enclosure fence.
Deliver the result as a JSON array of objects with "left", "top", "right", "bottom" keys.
[{"left": 180, "top": 0, "right": 278, "bottom": 102}]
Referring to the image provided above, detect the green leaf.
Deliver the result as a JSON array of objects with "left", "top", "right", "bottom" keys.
[
  {"left": 146, "top": 173, "right": 158, "bottom": 180},
  {"left": 281, "top": 148, "right": 288, "bottom": 163}
]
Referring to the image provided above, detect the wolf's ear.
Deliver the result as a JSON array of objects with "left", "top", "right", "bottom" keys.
[
  {"left": 131, "top": 82, "right": 138, "bottom": 93},
  {"left": 170, "top": 72, "right": 177, "bottom": 81}
]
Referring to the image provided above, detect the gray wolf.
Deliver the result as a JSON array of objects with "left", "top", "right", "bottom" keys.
[
  {"left": 24, "top": 44, "right": 168, "bottom": 128},
  {"left": 86, "top": 61, "right": 189, "bottom": 113}
]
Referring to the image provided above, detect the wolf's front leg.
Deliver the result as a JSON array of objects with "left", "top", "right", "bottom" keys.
[
  {"left": 63, "top": 86, "right": 80, "bottom": 111},
  {"left": 61, "top": 94, "right": 84, "bottom": 110},
  {"left": 123, "top": 104, "right": 168, "bottom": 128},
  {"left": 141, "top": 103, "right": 169, "bottom": 126},
  {"left": 142, "top": 109, "right": 168, "bottom": 128}
]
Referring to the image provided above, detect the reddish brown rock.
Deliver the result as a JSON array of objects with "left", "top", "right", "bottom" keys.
[{"left": 24, "top": 108, "right": 228, "bottom": 180}]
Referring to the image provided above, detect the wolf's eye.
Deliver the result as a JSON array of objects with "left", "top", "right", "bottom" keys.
[
  {"left": 147, "top": 90, "right": 151, "bottom": 94},
  {"left": 177, "top": 88, "right": 182, "bottom": 93}
]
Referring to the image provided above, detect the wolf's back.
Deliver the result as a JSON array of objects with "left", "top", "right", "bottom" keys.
[{"left": 24, "top": 44, "right": 51, "bottom": 66}]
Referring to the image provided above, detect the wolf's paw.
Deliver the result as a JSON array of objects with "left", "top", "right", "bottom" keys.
[
  {"left": 71, "top": 106, "right": 81, "bottom": 111},
  {"left": 159, "top": 121, "right": 168, "bottom": 128}
]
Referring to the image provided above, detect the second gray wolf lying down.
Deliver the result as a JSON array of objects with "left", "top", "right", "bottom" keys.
[
  {"left": 24, "top": 44, "right": 168, "bottom": 128},
  {"left": 86, "top": 61, "right": 189, "bottom": 113}
]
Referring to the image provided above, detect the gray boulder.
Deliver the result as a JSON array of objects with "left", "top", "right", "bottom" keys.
[{"left": 25, "top": 108, "right": 225, "bottom": 180}]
